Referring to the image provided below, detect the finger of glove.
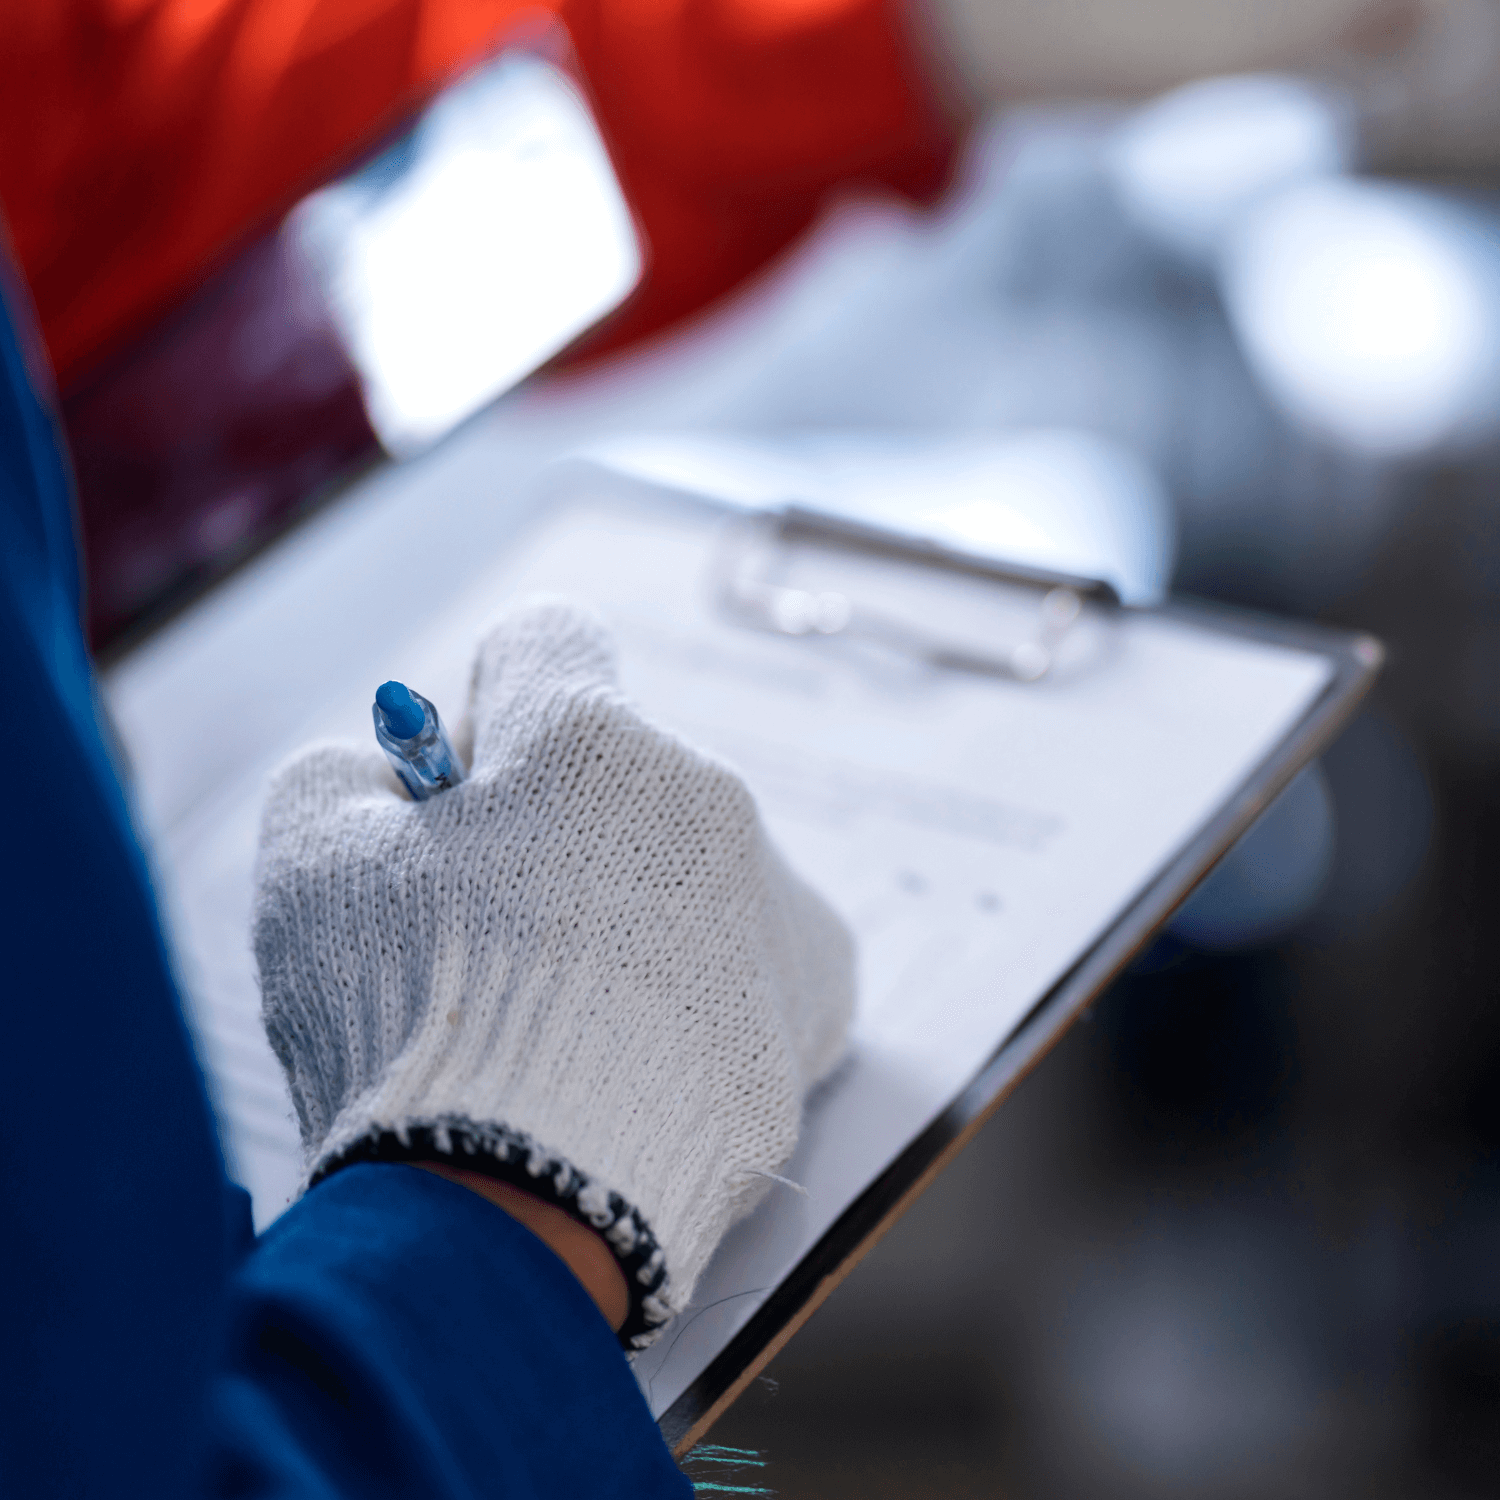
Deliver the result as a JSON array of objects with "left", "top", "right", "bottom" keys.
[
  {"left": 259, "top": 742, "right": 401, "bottom": 855},
  {"left": 469, "top": 596, "right": 619, "bottom": 774},
  {"left": 754, "top": 835, "right": 858, "bottom": 1089}
]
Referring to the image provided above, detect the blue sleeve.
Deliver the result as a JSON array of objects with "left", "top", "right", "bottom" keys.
[
  {"left": 218, "top": 1165, "right": 689, "bottom": 1499},
  {"left": 0, "top": 257, "right": 689, "bottom": 1500}
]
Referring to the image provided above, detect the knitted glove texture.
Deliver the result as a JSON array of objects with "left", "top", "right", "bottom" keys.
[{"left": 253, "top": 598, "right": 854, "bottom": 1343}]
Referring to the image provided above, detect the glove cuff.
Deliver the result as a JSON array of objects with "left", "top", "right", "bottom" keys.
[{"left": 311, "top": 1116, "right": 673, "bottom": 1351}]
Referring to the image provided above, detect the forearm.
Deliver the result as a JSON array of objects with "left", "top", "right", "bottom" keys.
[
  {"left": 410, "top": 1163, "right": 629, "bottom": 1332},
  {"left": 218, "top": 1164, "right": 688, "bottom": 1498}
]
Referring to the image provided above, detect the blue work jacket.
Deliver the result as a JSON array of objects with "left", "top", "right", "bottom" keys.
[{"left": 0, "top": 260, "right": 689, "bottom": 1500}]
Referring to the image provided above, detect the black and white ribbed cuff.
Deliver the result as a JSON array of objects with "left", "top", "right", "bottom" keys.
[{"left": 312, "top": 1115, "right": 673, "bottom": 1351}]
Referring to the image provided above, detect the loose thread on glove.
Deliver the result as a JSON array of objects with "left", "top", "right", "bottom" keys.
[{"left": 740, "top": 1168, "right": 809, "bottom": 1197}]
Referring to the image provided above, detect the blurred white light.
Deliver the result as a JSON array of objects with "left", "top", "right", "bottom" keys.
[
  {"left": 1109, "top": 73, "right": 1350, "bottom": 263},
  {"left": 1222, "top": 179, "right": 1500, "bottom": 457},
  {"left": 295, "top": 52, "right": 641, "bottom": 457},
  {"left": 917, "top": 430, "right": 1174, "bottom": 606}
]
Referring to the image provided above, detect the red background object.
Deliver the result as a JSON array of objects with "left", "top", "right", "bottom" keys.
[
  {"left": 0, "top": 0, "right": 959, "bottom": 646},
  {"left": 1, "top": 0, "right": 958, "bottom": 390}
]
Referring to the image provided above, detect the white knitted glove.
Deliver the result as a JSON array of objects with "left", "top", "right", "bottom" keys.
[{"left": 253, "top": 598, "right": 854, "bottom": 1345}]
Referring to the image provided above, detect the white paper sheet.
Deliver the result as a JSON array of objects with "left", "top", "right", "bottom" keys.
[{"left": 107, "top": 480, "right": 1330, "bottom": 1418}]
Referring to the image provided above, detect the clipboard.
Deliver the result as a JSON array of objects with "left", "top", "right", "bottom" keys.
[
  {"left": 101, "top": 458, "right": 1380, "bottom": 1460},
  {"left": 573, "top": 478, "right": 1379, "bottom": 1453},
  {"left": 656, "top": 556, "right": 1377, "bottom": 1453}
]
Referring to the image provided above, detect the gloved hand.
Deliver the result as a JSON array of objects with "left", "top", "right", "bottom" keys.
[{"left": 253, "top": 598, "right": 854, "bottom": 1346}]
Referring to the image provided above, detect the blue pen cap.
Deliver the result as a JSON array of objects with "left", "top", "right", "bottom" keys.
[
  {"left": 372, "top": 681, "right": 465, "bottom": 802},
  {"left": 376, "top": 680, "right": 426, "bottom": 739}
]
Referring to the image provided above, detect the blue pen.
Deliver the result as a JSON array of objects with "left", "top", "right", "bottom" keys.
[{"left": 373, "top": 680, "right": 466, "bottom": 800}]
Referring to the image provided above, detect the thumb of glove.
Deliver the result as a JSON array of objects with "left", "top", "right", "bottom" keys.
[{"left": 257, "top": 742, "right": 404, "bottom": 867}]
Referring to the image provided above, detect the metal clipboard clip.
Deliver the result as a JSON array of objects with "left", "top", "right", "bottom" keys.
[{"left": 714, "top": 507, "right": 1120, "bottom": 683}]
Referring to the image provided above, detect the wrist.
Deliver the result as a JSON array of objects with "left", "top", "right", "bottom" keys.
[
  {"left": 309, "top": 1118, "right": 672, "bottom": 1347},
  {"left": 410, "top": 1162, "right": 630, "bottom": 1332}
]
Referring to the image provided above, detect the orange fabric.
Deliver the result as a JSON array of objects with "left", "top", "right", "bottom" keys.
[
  {"left": 0, "top": 0, "right": 957, "bottom": 390},
  {"left": 565, "top": 0, "right": 959, "bottom": 359}
]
